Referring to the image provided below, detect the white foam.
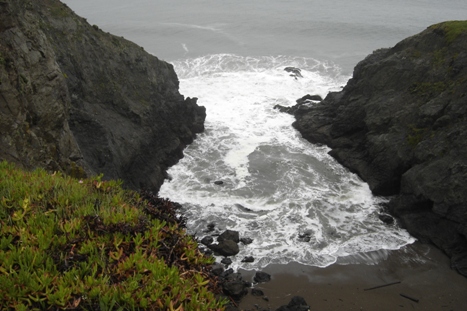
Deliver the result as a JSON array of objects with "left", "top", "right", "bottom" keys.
[{"left": 159, "top": 54, "right": 415, "bottom": 270}]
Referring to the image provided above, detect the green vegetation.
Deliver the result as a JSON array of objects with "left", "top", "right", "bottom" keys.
[
  {"left": 409, "top": 81, "right": 447, "bottom": 99},
  {"left": 430, "top": 21, "right": 467, "bottom": 44},
  {"left": 0, "top": 161, "right": 225, "bottom": 310}
]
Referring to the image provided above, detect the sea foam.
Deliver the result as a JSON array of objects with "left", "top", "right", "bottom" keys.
[{"left": 159, "top": 54, "right": 415, "bottom": 270}]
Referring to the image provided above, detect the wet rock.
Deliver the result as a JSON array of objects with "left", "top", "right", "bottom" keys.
[
  {"left": 298, "top": 230, "right": 313, "bottom": 243},
  {"left": 296, "top": 94, "right": 323, "bottom": 104},
  {"left": 276, "top": 296, "right": 310, "bottom": 311},
  {"left": 284, "top": 66, "right": 303, "bottom": 78},
  {"left": 209, "top": 240, "right": 240, "bottom": 256},
  {"left": 223, "top": 281, "right": 249, "bottom": 300},
  {"left": 214, "top": 180, "right": 224, "bottom": 185},
  {"left": 218, "top": 230, "right": 240, "bottom": 243},
  {"left": 240, "top": 237, "right": 254, "bottom": 245},
  {"left": 254, "top": 271, "right": 271, "bottom": 283},
  {"left": 221, "top": 257, "right": 233, "bottom": 266},
  {"left": 378, "top": 213, "right": 395, "bottom": 225},
  {"left": 274, "top": 104, "right": 296, "bottom": 114},
  {"left": 242, "top": 256, "right": 255, "bottom": 263},
  {"left": 205, "top": 222, "right": 216, "bottom": 232},
  {"left": 221, "top": 272, "right": 250, "bottom": 301},
  {"left": 201, "top": 236, "right": 214, "bottom": 246}
]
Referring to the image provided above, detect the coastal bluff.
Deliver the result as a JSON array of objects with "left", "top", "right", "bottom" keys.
[
  {"left": 0, "top": 0, "right": 205, "bottom": 191},
  {"left": 293, "top": 21, "right": 467, "bottom": 276}
]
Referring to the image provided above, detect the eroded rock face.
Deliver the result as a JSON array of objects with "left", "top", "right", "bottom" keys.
[
  {"left": 0, "top": 0, "right": 206, "bottom": 191},
  {"left": 293, "top": 21, "right": 467, "bottom": 276},
  {"left": 0, "top": 0, "right": 82, "bottom": 173}
]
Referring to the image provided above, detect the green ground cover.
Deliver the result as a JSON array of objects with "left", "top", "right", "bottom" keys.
[{"left": 0, "top": 161, "right": 225, "bottom": 310}]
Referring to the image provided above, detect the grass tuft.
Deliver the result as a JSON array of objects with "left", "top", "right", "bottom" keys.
[{"left": 430, "top": 20, "right": 467, "bottom": 44}]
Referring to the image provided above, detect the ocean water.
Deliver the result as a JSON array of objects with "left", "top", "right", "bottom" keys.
[{"left": 63, "top": 0, "right": 467, "bottom": 270}]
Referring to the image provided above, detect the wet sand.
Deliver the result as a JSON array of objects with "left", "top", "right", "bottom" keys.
[{"left": 237, "top": 242, "right": 467, "bottom": 310}]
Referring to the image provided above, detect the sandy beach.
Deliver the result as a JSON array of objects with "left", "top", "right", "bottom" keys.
[{"left": 237, "top": 242, "right": 467, "bottom": 310}]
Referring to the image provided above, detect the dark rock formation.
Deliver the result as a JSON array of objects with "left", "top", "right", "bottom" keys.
[
  {"left": 242, "top": 256, "right": 255, "bottom": 263},
  {"left": 209, "top": 240, "right": 240, "bottom": 256},
  {"left": 0, "top": 0, "right": 205, "bottom": 192},
  {"left": 221, "top": 271, "right": 250, "bottom": 301},
  {"left": 274, "top": 94, "right": 322, "bottom": 115},
  {"left": 293, "top": 21, "right": 467, "bottom": 276},
  {"left": 276, "top": 296, "right": 310, "bottom": 311},
  {"left": 284, "top": 67, "right": 303, "bottom": 79},
  {"left": 221, "top": 257, "right": 232, "bottom": 266},
  {"left": 201, "top": 236, "right": 214, "bottom": 246},
  {"left": 218, "top": 229, "right": 240, "bottom": 243},
  {"left": 253, "top": 271, "right": 271, "bottom": 283}
]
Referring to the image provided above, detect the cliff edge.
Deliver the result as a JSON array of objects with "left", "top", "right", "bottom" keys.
[
  {"left": 0, "top": 0, "right": 205, "bottom": 191},
  {"left": 293, "top": 21, "right": 467, "bottom": 276}
]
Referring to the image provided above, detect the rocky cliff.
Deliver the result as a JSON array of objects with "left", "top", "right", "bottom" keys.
[
  {"left": 293, "top": 21, "right": 467, "bottom": 276},
  {"left": 0, "top": 0, "right": 205, "bottom": 191}
]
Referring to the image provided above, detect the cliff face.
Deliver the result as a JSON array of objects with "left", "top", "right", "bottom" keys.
[
  {"left": 293, "top": 21, "right": 467, "bottom": 275},
  {"left": 0, "top": 0, "right": 205, "bottom": 191}
]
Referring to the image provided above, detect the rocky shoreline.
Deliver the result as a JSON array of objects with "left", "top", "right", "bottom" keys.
[{"left": 290, "top": 21, "right": 467, "bottom": 276}]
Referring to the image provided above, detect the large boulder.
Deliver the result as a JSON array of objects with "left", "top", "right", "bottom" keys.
[
  {"left": 0, "top": 0, "right": 205, "bottom": 191},
  {"left": 293, "top": 21, "right": 467, "bottom": 276}
]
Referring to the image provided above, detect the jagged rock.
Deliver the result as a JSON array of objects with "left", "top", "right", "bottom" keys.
[
  {"left": 253, "top": 271, "right": 271, "bottom": 283},
  {"left": 284, "top": 66, "right": 303, "bottom": 78},
  {"left": 296, "top": 94, "right": 323, "bottom": 104},
  {"left": 221, "top": 272, "right": 250, "bottom": 301},
  {"left": 209, "top": 240, "right": 240, "bottom": 256},
  {"left": 293, "top": 21, "right": 467, "bottom": 276},
  {"left": 0, "top": 0, "right": 205, "bottom": 192},
  {"left": 218, "top": 230, "right": 240, "bottom": 243}
]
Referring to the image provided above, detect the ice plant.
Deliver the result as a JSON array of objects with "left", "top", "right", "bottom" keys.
[{"left": 0, "top": 161, "right": 226, "bottom": 310}]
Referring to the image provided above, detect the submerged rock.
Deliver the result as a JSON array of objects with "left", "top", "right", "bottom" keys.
[
  {"left": 293, "top": 21, "right": 467, "bottom": 276},
  {"left": 240, "top": 237, "right": 254, "bottom": 245}
]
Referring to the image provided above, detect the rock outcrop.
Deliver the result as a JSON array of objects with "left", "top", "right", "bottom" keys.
[
  {"left": 293, "top": 21, "right": 467, "bottom": 276},
  {"left": 0, "top": 0, "right": 205, "bottom": 191}
]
